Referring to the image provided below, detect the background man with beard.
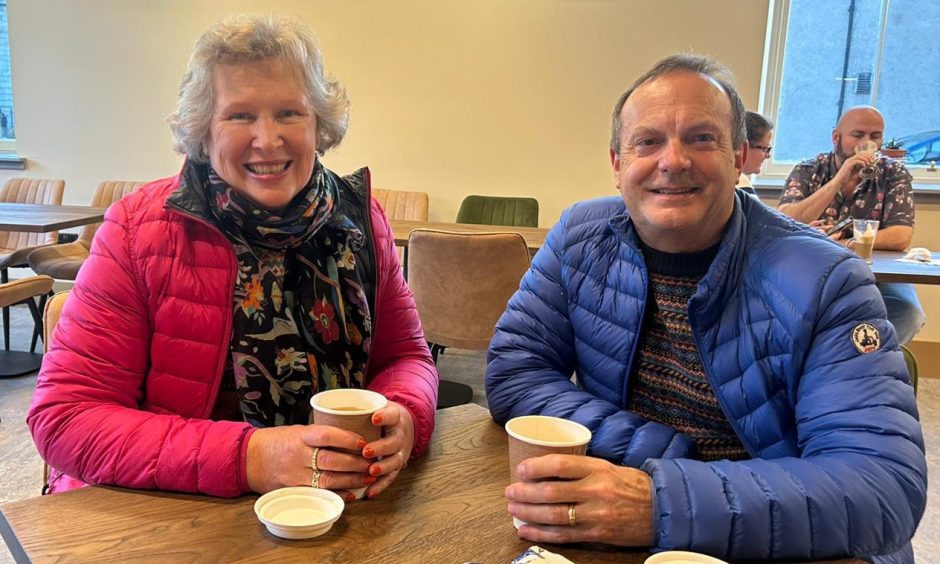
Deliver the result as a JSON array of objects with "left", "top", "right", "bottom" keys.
[{"left": 778, "top": 106, "right": 925, "bottom": 345}]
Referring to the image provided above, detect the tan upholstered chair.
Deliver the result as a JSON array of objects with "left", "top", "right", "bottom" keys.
[
  {"left": 28, "top": 180, "right": 144, "bottom": 280},
  {"left": 373, "top": 189, "right": 429, "bottom": 222},
  {"left": 0, "top": 275, "right": 54, "bottom": 362},
  {"left": 407, "top": 229, "right": 531, "bottom": 408},
  {"left": 373, "top": 188, "right": 429, "bottom": 267},
  {"left": 41, "top": 290, "right": 69, "bottom": 488},
  {"left": 1, "top": 178, "right": 65, "bottom": 350}
]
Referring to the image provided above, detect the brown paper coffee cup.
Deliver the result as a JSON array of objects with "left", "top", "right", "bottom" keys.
[
  {"left": 505, "top": 415, "right": 592, "bottom": 484},
  {"left": 310, "top": 389, "right": 388, "bottom": 499}
]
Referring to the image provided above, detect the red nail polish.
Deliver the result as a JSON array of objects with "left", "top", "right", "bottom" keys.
[
  {"left": 372, "top": 413, "right": 383, "bottom": 425},
  {"left": 363, "top": 446, "right": 375, "bottom": 458},
  {"left": 344, "top": 493, "right": 356, "bottom": 502},
  {"left": 356, "top": 438, "right": 367, "bottom": 450},
  {"left": 364, "top": 475, "right": 377, "bottom": 485},
  {"left": 369, "top": 465, "right": 381, "bottom": 476},
  {"left": 368, "top": 489, "right": 379, "bottom": 499}
]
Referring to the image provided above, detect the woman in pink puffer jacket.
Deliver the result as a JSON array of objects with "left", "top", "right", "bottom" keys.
[{"left": 28, "top": 14, "right": 438, "bottom": 500}]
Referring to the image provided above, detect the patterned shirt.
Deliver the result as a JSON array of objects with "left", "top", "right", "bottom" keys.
[{"left": 779, "top": 152, "right": 914, "bottom": 227}]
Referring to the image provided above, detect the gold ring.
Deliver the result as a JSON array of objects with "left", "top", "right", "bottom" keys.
[
  {"left": 311, "top": 447, "right": 320, "bottom": 472},
  {"left": 396, "top": 449, "right": 406, "bottom": 470},
  {"left": 312, "top": 469, "right": 322, "bottom": 489},
  {"left": 567, "top": 503, "right": 576, "bottom": 527}
]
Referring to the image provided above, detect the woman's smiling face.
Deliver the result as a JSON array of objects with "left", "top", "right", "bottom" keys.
[{"left": 205, "top": 58, "right": 318, "bottom": 213}]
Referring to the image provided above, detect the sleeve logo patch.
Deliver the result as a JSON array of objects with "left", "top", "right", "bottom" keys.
[{"left": 852, "top": 323, "right": 880, "bottom": 353}]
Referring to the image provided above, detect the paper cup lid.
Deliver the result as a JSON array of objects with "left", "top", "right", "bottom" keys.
[
  {"left": 644, "top": 551, "right": 728, "bottom": 564},
  {"left": 254, "top": 487, "right": 344, "bottom": 540}
]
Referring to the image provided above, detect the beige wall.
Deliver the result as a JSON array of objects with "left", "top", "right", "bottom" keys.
[{"left": 5, "top": 0, "right": 937, "bottom": 342}]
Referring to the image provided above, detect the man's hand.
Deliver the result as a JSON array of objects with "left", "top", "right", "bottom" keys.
[
  {"left": 833, "top": 152, "right": 876, "bottom": 195},
  {"left": 505, "top": 454, "right": 654, "bottom": 547}
]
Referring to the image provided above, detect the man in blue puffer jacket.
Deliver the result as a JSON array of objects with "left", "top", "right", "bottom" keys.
[{"left": 486, "top": 54, "right": 926, "bottom": 563}]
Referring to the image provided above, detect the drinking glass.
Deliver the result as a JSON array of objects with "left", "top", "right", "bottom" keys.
[
  {"left": 848, "top": 219, "right": 879, "bottom": 264},
  {"left": 854, "top": 140, "right": 879, "bottom": 180}
]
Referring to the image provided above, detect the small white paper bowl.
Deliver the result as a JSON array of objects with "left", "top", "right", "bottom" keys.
[
  {"left": 254, "top": 487, "right": 345, "bottom": 540},
  {"left": 644, "top": 551, "right": 728, "bottom": 564}
]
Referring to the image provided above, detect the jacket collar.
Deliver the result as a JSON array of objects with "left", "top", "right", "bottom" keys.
[{"left": 607, "top": 189, "right": 752, "bottom": 325}]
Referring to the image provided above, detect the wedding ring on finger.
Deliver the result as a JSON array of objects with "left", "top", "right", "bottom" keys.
[
  {"left": 311, "top": 469, "right": 322, "bottom": 489},
  {"left": 396, "top": 449, "right": 406, "bottom": 470},
  {"left": 567, "top": 503, "right": 577, "bottom": 527},
  {"left": 311, "top": 447, "right": 320, "bottom": 472}
]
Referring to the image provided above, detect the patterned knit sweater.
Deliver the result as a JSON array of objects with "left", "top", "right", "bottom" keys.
[{"left": 626, "top": 241, "right": 749, "bottom": 461}]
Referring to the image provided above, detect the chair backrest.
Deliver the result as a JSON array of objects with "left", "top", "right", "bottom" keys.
[
  {"left": 43, "top": 290, "right": 69, "bottom": 350},
  {"left": 0, "top": 177, "right": 66, "bottom": 249},
  {"left": 407, "top": 229, "right": 530, "bottom": 350},
  {"left": 373, "top": 188, "right": 429, "bottom": 221},
  {"left": 42, "top": 290, "right": 69, "bottom": 488},
  {"left": 78, "top": 180, "right": 146, "bottom": 245},
  {"left": 900, "top": 344, "right": 919, "bottom": 394},
  {"left": 456, "top": 195, "right": 539, "bottom": 227}
]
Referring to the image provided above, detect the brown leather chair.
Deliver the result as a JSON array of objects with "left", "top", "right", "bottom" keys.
[
  {"left": 28, "top": 180, "right": 144, "bottom": 280},
  {"left": 0, "top": 177, "right": 65, "bottom": 350},
  {"left": 406, "top": 229, "right": 530, "bottom": 408}
]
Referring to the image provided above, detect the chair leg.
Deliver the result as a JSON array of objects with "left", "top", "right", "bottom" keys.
[
  {"left": 429, "top": 343, "right": 446, "bottom": 363},
  {"left": 28, "top": 292, "right": 48, "bottom": 353},
  {"left": 1, "top": 268, "right": 8, "bottom": 351}
]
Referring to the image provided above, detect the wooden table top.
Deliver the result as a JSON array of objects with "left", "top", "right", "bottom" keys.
[
  {"left": 869, "top": 250, "right": 940, "bottom": 285},
  {"left": 0, "top": 203, "right": 108, "bottom": 233},
  {"left": 389, "top": 219, "right": 549, "bottom": 252},
  {"left": 0, "top": 404, "right": 644, "bottom": 563}
]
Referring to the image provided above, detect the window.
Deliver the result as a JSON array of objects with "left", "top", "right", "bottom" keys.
[
  {"left": 0, "top": 0, "right": 14, "bottom": 150},
  {"left": 759, "top": 0, "right": 940, "bottom": 183}
]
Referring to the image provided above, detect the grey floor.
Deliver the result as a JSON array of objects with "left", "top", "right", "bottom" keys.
[{"left": 1, "top": 303, "right": 937, "bottom": 562}]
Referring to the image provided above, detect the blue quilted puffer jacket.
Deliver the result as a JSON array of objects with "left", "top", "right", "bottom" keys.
[{"left": 486, "top": 191, "right": 926, "bottom": 563}]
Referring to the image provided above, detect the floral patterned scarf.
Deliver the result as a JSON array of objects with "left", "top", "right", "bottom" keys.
[{"left": 199, "top": 160, "right": 372, "bottom": 427}]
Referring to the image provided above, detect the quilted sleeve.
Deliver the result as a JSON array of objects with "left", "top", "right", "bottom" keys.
[
  {"left": 364, "top": 200, "right": 438, "bottom": 458},
  {"left": 486, "top": 209, "right": 694, "bottom": 466},
  {"left": 27, "top": 198, "right": 255, "bottom": 497},
  {"left": 642, "top": 256, "right": 926, "bottom": 561}
]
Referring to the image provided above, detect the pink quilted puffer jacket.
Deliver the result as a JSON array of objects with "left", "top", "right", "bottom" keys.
[{"left": 28, "top": 173, "right": 438, "bottom": 497}]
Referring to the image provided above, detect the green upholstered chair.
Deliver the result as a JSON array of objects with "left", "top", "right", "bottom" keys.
[
  {"left": 900, "top": 344, "right": 918, "bottom": 395},
  {"left": 456, "top": 195, "right": 539, "bottom": 227}
]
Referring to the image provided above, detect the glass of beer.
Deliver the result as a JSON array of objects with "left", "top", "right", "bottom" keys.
[{"left": 849, "top": 219, "right": 879, "bottom": 264}]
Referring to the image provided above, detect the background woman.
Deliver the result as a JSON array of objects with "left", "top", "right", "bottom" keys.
[
  {"left": 737, "top": 111, "right": 774, "bottom": 194},
  {"left": 28, "top": 13, "right": 438, "bottom": 500}
]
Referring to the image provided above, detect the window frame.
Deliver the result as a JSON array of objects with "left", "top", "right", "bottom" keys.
[{"left": 756, "top": 0, "right": 940, "bottom": 186}]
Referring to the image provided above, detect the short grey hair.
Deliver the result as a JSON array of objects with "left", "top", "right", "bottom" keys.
[
  {"left": 168, "top": 13, "right": 349, "bottom": 162},
  {"left": 609, "top": 53, "right": 746, "bottom": 154}
]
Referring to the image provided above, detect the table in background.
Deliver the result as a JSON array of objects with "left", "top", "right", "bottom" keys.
[
  {"left": 389, "top": 219, "right": 549, "bottom": 255},
  {"left": 0, "top": 203, "right": 108, "bottom": 377},
  {"left": 869, "top": 250, "right": 940, "bottom": 285},
  {"left": 0, "top": 404, "right": 644, "bottom": 563},
  {"left": 0, "top": 203, "right": 107, "bottom": 233}
]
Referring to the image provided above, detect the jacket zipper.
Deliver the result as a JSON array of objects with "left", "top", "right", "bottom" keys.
[
  {"left": 358, "top": 168, "right": 378, "bottom": 383},
  {"left": 687, "top": 307, "right": 759, "bottom": 459},
  {"left": 165, "top": 201, "right": 238, "bottom": 418}
]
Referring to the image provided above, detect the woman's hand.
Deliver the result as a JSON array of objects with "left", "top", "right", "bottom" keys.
[
  {"left": 360, "top": 400, "right": 415, "bottom": 499},
  {"left": 246, "top": 424, "right": 372, "bottom": 498},
  {"left": 505, "top": 454, "right": 654, "bottom": 547}
]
